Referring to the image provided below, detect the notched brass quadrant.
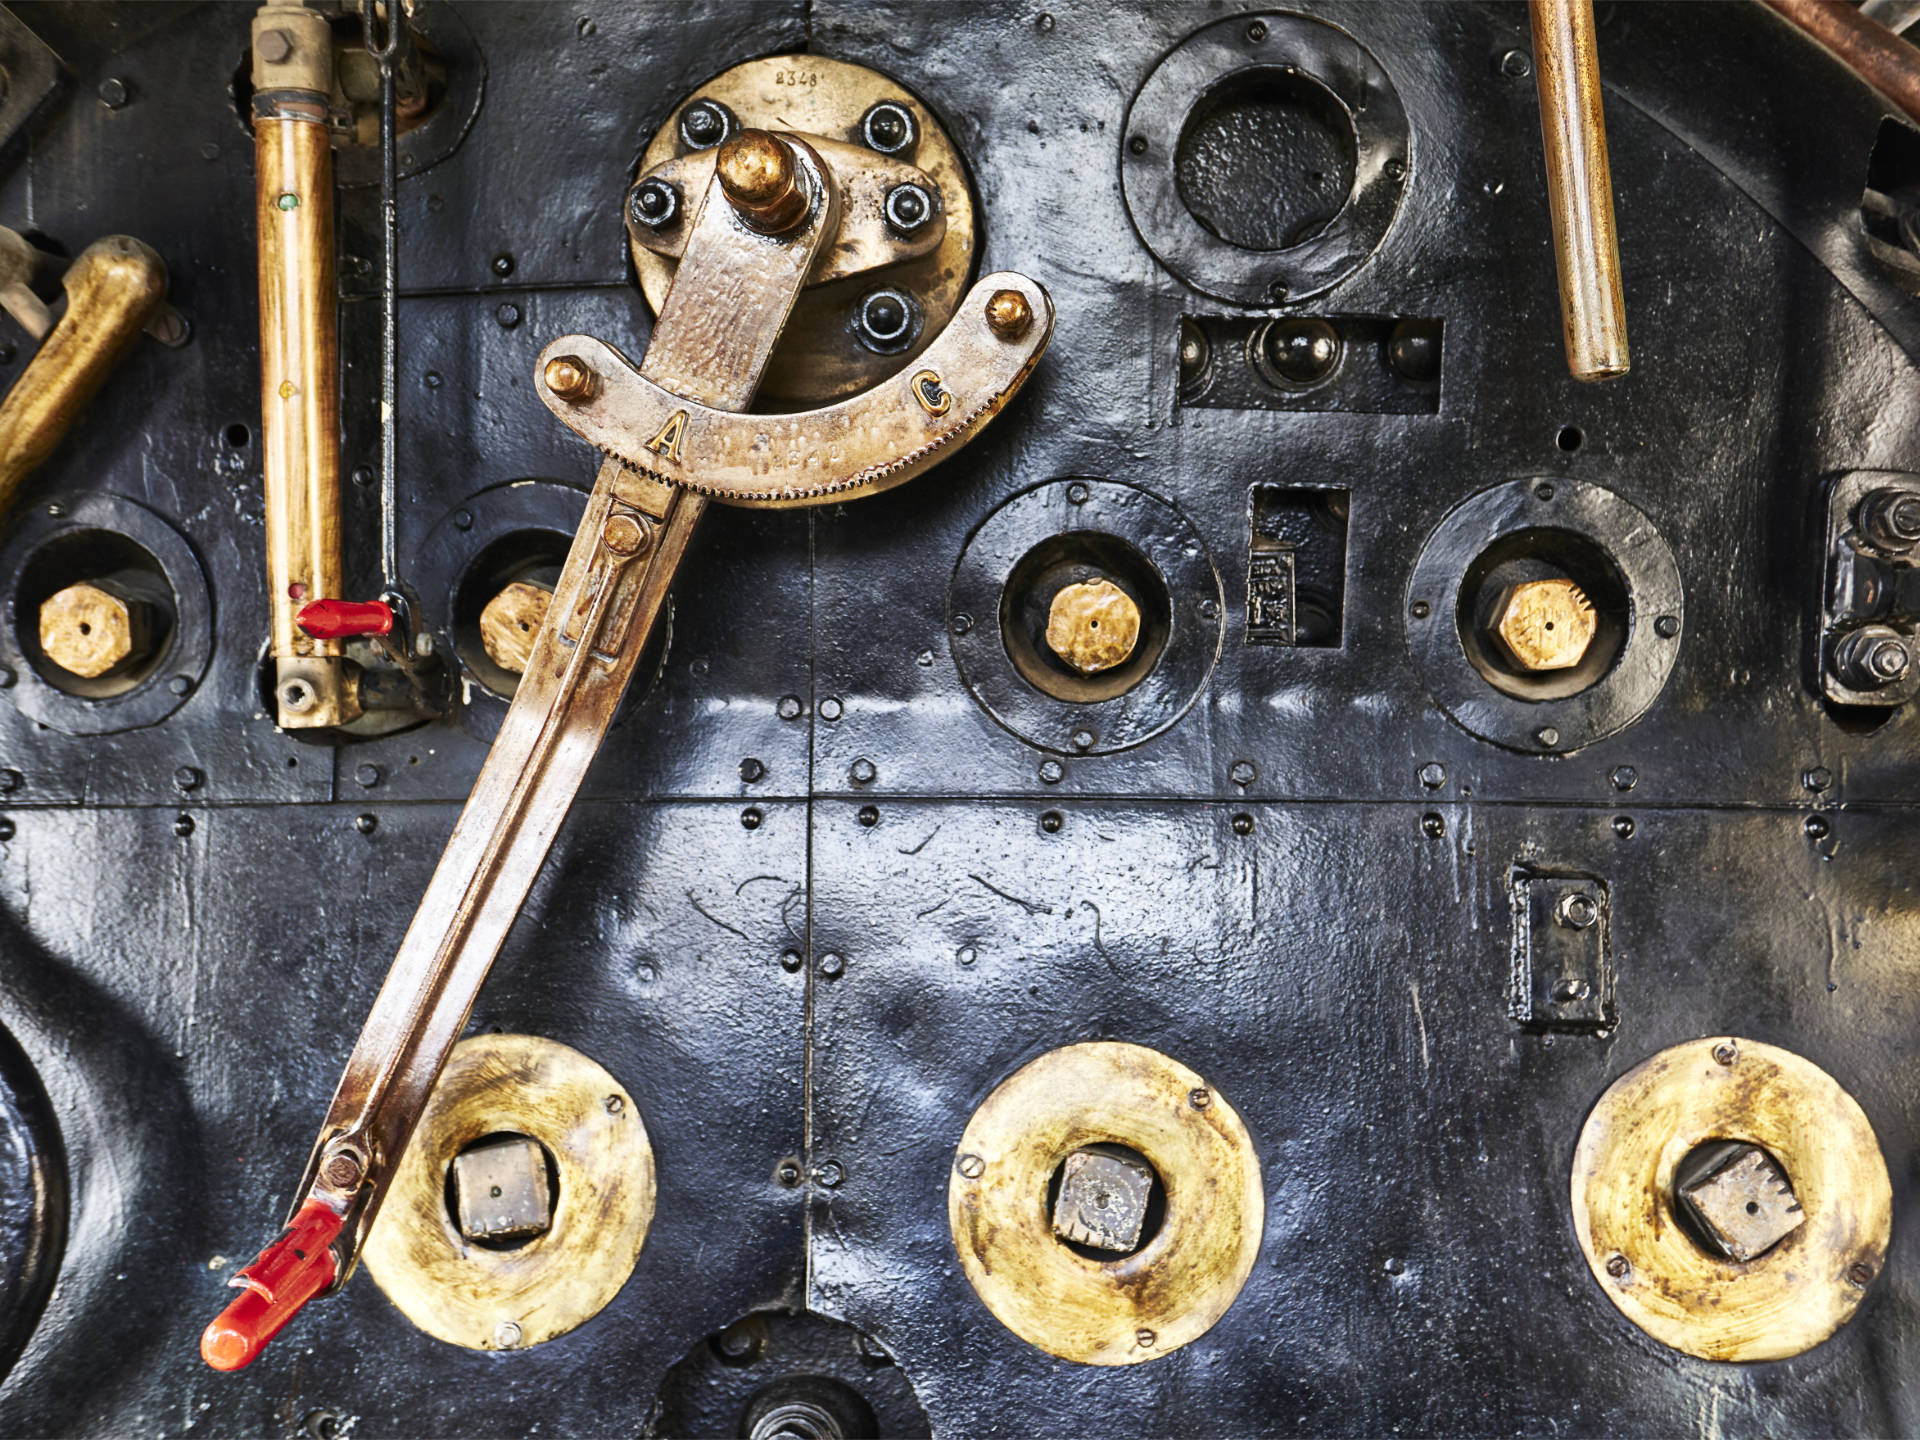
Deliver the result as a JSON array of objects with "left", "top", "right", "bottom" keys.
[
  {"left": 1570, "top": 1037, "right": 1891, "bottom": 1362},
  {"left": 948, "top": 1041, "right": 1263, "bottom": 1366},
  {"left": 362, "top": 1034, "right": 655, "bottom": 1352}
]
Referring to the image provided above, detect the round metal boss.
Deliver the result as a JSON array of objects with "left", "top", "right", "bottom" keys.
[
  {"left": 631, "top": 56, "right": 977, "bottom": 408},
  {"left": 948, "top": 1041, "right": 1263, "bottom": 1365},
  {"left": 1571, "top": 1038, "right": 1891, "bottom": 1362},
  {"left": 0, "top": 495, "right": 212, "bottom": 736},
  {"left": 1405, "top": 478, "right": 1683, "bottom": 753},
  {"left": 948, "top": 479, "right": 1223, "bottom": 756},
  {"left": 1121, "top": 12, "right": 1410, "bottom": 305},
  {"left": 363, "top": 1033, "right": 656, "bottom": 1352}
]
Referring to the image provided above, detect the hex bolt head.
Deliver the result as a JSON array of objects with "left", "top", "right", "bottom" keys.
[
  {"left": 543, "top": 354, "right": 596, "bottom": 403},
  {"left": 1038, "top": 759, "right": 1065, "bottom": 785},
  {"left": 354, "top": 763, "right": 381, "bottom": 788},
  {"left": 739, "top": 757, "right": 766, "bottom": 783},
  {"left": 256, "top": 28, "right": 295, "bottom": 64},
  {"left": 629, "top": 177, "right": 681, "bottom": 230},
  {"left": 819, "top": 953, "right": 845, "bottom": 978},
  {"left": 1834, "top": 624, "right": 1913, "bottom": 691},
  {"left": 1856, "top": 485, "right": 1920, "bottom": 554},
  {"left": 1610, "top": 765, "right": 1638, "bottom": 792},
  {"left": 1555, "top": 891, "right": 1598, "bottom": 929},
  {"left": 1261, "top": 317, "right": 1341, "bottom": 386},
  {"left": 813, "top": 1160, "right": 845, "bottom": 1189},
  {"left": 678, "top": 98, "right": 735, "bottom": 150},
  {"left": 1493, "top": 577, "right": 1597, "bottom": 673},
  {"left": 883, "top": 182, "right": 935, "bottom": 236},
  {"left": 174, "top": 766, "right": 202, "bottom": 793},
  {"left": 1230, "top": 759, "right": 1257, "bottom": 786},
  {"left": 1045, "top": 579, "right": 1140, "bottom": 675},
  {"left": 985, "top": 288, "right": 1034, "bottom": 340},
  {"left": 849, "top": 758, "right": 877, "bottom": 785},
  {"left": 97, "top": 77, "right": 129, "bottom": 109},
  {"left": 1419, "top": 762, "right": 1446, "bottom": 790},
  {"left": 860, "top": 100, "right": 918, "bottom": 155}
]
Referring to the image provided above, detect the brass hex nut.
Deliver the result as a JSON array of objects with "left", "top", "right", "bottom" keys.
[
  {"left": 40, "top": 581, "right": 143, "bottom": 679},
  {"left": 479, "top": 581, "right": 553, "bottom": 675},
  {"left": 1045, "top": 579, "right": 1141, "bottom": 675},
  {"left": 1493, "top": 577, "right": 1596, "bottom": 672}
]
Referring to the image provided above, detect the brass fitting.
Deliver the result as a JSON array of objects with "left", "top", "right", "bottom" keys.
[
  {"left": 1045, "top": 579, "right": 1141, "bottom": 675},
  {"left": 479, "top": 581, "right": 552, "bottom": 675},
  {"left": 716, "top": 130, "right": 808, "bottom": 233},
  {"left": 1493, "top": 576, "right": 1596, "bottom": 672},
  {"left": 985, "top": 288, "right": 1032, "bottom": 339},
  {"left": 39, "top": 581, "right": 147, "bottom": 679},
  {"left": 543, "top": 355, "right": 596, "bottom": 404}
]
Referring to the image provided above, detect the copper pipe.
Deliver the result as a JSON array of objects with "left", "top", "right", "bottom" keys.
[
  {"left": 1529, "top": 0, "right": 1630, "bottom": 381},
  {"left": 1765, "top": 0, "right": 1920, "bottom": 124},
  {"left": 254, "top": 1, "right": 357, "bottom": 727}
]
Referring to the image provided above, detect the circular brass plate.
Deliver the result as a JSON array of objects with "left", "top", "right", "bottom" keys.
[
  {"left": 632, "top": 56, "right": 977, "bottom": 409},
  {"left": 363, "top": 1034, "right": 655, "bottom": 1351},
  {"left": 948, "top": 1041, "right": 1263, "bottom": 1365},
  {"left": 1571, "top": 1037, "right": 1891, "bottom": 1362}
]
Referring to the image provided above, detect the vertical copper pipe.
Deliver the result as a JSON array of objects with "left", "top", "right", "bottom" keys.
[
  {"left": 254, "top": 2, "right": 357, "bottom": 727},
  {"left": 1764, "top": 0, "right": 1920, "bottom": 124},
  {"left": 1529, "top": 0, "right": 1630, "bottom": 381}
]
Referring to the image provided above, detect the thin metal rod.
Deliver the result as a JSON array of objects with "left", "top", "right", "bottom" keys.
[
  {"left": 1528, "top": 0, "right": 1630, "bottom": 382},
  {"left": 362, "top": 0, "right": 401, "bottom": 592},
  {"left": 1766, "top": 0, "right": 1920, "bottom": 124}
]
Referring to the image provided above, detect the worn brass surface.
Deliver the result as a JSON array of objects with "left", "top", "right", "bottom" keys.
[
  {"left": 0, "top": 235, "right": 165, "bottom": 524},
  {"left": 1529, "top": 0, "right": 1630, "bottom": 381},
  {"left": 949, "top": 1042, "right": 1263, "bottom": 1365},
  {"left": 1045, "top": 579, "right": 1142, "bottom": 675},
  {"left": 631, "top": 134, "right": 945, "bottom": 280},
  {"left": 256, "top": 103, "right": 354, "bottom": 727},
  {"left": 535, "top": 274, "right": 1053, "bottom": 509},
  {"left": 1764, "top": 0, "right": 1920, "bottom": 124},
  {"left": 290, "top": 148, "right": 835, "bottom": 1279},
  {"left": 38, "top": 581, "right": 142, "bottom": 679},
  {"left": 479, "top": 581, "right": 553, "bottom": 675},
  {"left": 363, "top": 1034, "right": 654, "bottom": 1351},
  {"left": 1493, "top": 576, "right": 1596, "bottom": 672},
  {"left": 1570, "top": 1037, "right": 1891, "bottom": 1362},
  {"left": 631, "top": 55, "right": 977, "bottom": 408}
]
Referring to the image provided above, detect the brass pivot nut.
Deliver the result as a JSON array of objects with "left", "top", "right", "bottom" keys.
[
  {"left": 1046, "top": 579, "right": 1141, "bottom": 675},
  {"left": 985, "top": 287, "right": 1033, "bottom": 339},
  {"left": 1493, "top": 576, "right": 1596, "bottom": 672},
  {"left": 601, "top": 513, "right": 652, "bottom": 558},
  {"left": 544, "top": 355, "right": 596, "bottom": 404},
  {"left": 717, "top": 130, "right": 807, "bottom": 234},
  {"left": 39, "top": 581, "right": 145, "bottom": 678},
  {"left": 479, "top": 581, "right": 554, "bottom": 676}
]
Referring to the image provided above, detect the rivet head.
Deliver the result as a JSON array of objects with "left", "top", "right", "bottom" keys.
[
  {"left": 1188, "top": 1087, "right": 1211, "bottom": 1110},
  {"left": 985, "top": 288, "right": 1033, "bottom": 339},
  {"left": 1605, "top": 1254, "right": 1630, "bottom": 1279},
  {"left": 543, "top": 355, "right": 596, "bottom": 403},
  {"left": 956, "top": 1153, "right": 985, "bottom": 1179},
  {"left": 1712, "top": 1042, "right": 1738, "bottom": 1067}
]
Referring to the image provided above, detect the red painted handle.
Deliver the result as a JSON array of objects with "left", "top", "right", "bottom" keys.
[
  {"left": 295, "top": 598, "right": 394, "bottom": 639},
  {"left": 200, "top": 1199, "right": 343, "bottom": 1371}
]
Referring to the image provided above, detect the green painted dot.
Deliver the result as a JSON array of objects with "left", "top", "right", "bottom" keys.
[{"left": 276, "top": 192, "right": 299, "bottom": 211}]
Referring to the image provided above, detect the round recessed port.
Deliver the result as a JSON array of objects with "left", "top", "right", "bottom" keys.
[
  {"left": 15, "top": 529, "right": 176, "bottom": 700},
  {"left": 1175, "top": 67, "right": 1356, "bottom": 251},
  {"left": 1000, "top": 532, "right": 1172, "bottom": 705},
  {"left": 1456, "top": 527, "right": 1629, "bottom": 703}
]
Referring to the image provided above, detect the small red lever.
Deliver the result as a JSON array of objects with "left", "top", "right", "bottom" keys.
[
  {"left": 295, "top": 598, "right": 394, "bottom": 639},
  {"left": 201, "top": 1199, "right": 344, "bottom": 1371}
]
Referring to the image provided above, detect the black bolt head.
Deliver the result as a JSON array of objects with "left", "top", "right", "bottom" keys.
[
  {"left": 861, "top": 101, "right": 916, "bottom": 155},
  {"left": 630, "top": 178, "right": 680, "bottom": 230},
  {"left": 884, "top": 182, "right": 933, "bottom": 235},
  {"left": 490, "top": 253, "right": 514, "bottom": 276},
  {"left": 98, "top": 77, "right": 129, "bottom": 110},
  {"left": 679, "top": 100, "right": 733, "bottom": 150},
  {"left": 855, "top": 288, "right": 915, "bottom": 350},
  {"left": 1263, "top": 318, "right": 1341, "bottom": 386}
]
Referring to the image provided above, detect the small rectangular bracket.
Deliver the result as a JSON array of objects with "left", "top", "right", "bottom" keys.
[
  {"left": 1247, "top": 485, "right": 1347, "bottom": 646},
  {"left": 1510, "top": 868, "right": 1612, "bottom": 1033}
]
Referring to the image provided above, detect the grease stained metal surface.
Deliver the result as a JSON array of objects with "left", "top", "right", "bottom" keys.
[{"left": 0, "top": 2, "right": 1913, "bottom": 1437}]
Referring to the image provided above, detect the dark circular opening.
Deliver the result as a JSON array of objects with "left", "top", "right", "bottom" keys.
[
  {"left": 1456, "top": 527, "right": 1630, "bottom": 702},
  {"left": 999, "top": 532, "right": 1172, "bottom": 704},
  {"left": 442, "top": 1130, "right": 559, "bottom": 1253},
  {"left": 14, "top": 529, "right": 177, "bottom": 699},
  {"left": 1557, "top": 425, "right": 1584, "bottom": 453},
  {"left": 223, "top": 422, "right": 252, "bottom": 450},
  {"left": 1174, "top": 67, "right": 1357, "bottom": 252},
  {"left": 1044, "top": 1143, "right": 1166, "bottom": 1262}
]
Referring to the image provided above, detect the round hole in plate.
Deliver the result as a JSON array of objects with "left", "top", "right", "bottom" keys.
[
  {"left": 1557, "top": 425, "right": 1585, "bottom": 453},
  {"left": 1175, "top": 67, "right": 1357, "bottom": 251},
  {"left": 999, "top": 532, "right": 1172, "bottom": 704}
]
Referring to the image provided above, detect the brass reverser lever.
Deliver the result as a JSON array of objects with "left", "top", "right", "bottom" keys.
[{"left": 203, "top": 127, "right": 1052, "bottom": 1370}]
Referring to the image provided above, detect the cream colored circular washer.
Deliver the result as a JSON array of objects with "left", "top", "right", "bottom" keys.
[
  {"left": 363, "top": 1033, "right": 655, "bottom": 1350},
  {"left": 632, "top": 55, "right": 977, "bottom": 409},
  {"left": 948, "top": 1041, "right": 1263, "bottom": 1365},
  {"left": 1571, "top": 1036, "right": 1891, "bottom": 1362}
]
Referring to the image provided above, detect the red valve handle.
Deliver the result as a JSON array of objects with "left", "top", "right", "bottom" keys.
[
  {"left": 200, "top": 1199, "right": 344, "bottom": 1371},
  {"left": 295, "top": 598, "right": 394, "bottom": 639}
]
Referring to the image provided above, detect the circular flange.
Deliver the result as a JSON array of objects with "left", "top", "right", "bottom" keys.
[
  {"left": 1571, "top": 1038, "right": 1891, "bottom": 1362},
  {"left": 0, "top": 1018, "right": 63, "bottom": 1381},
  {"left": 0, "top": 495, "right": 212, "bottom": 736},
  {"left": 949, "top": 1042, "right": 1263, "bottom": 1365},
  {"left": 363, "top": 1033, "right": 655, "bottom": 1351},
  {"left": 631, "top": 55, "right": 978, "bottom": 408},
  {"left": 948, "top": 479, "right": 1223, "bottom": 756},
  {"left": 1121, "top": 12, "right": 1410, "bottom": 305},
  {"left": 1405, "top": 478, "right": 1683, "bottom": 754}
]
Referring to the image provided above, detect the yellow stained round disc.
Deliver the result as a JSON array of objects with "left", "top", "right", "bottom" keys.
[
  {"left": 1571, "top": 1036, "right": 1891, "bottom": 1362},
  {"left": 948, "top": 1041, "right": 1264, "bottom": 1365},
  {"left": 363, "top": 1033, "right": 655, "bottom": 1351}
]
